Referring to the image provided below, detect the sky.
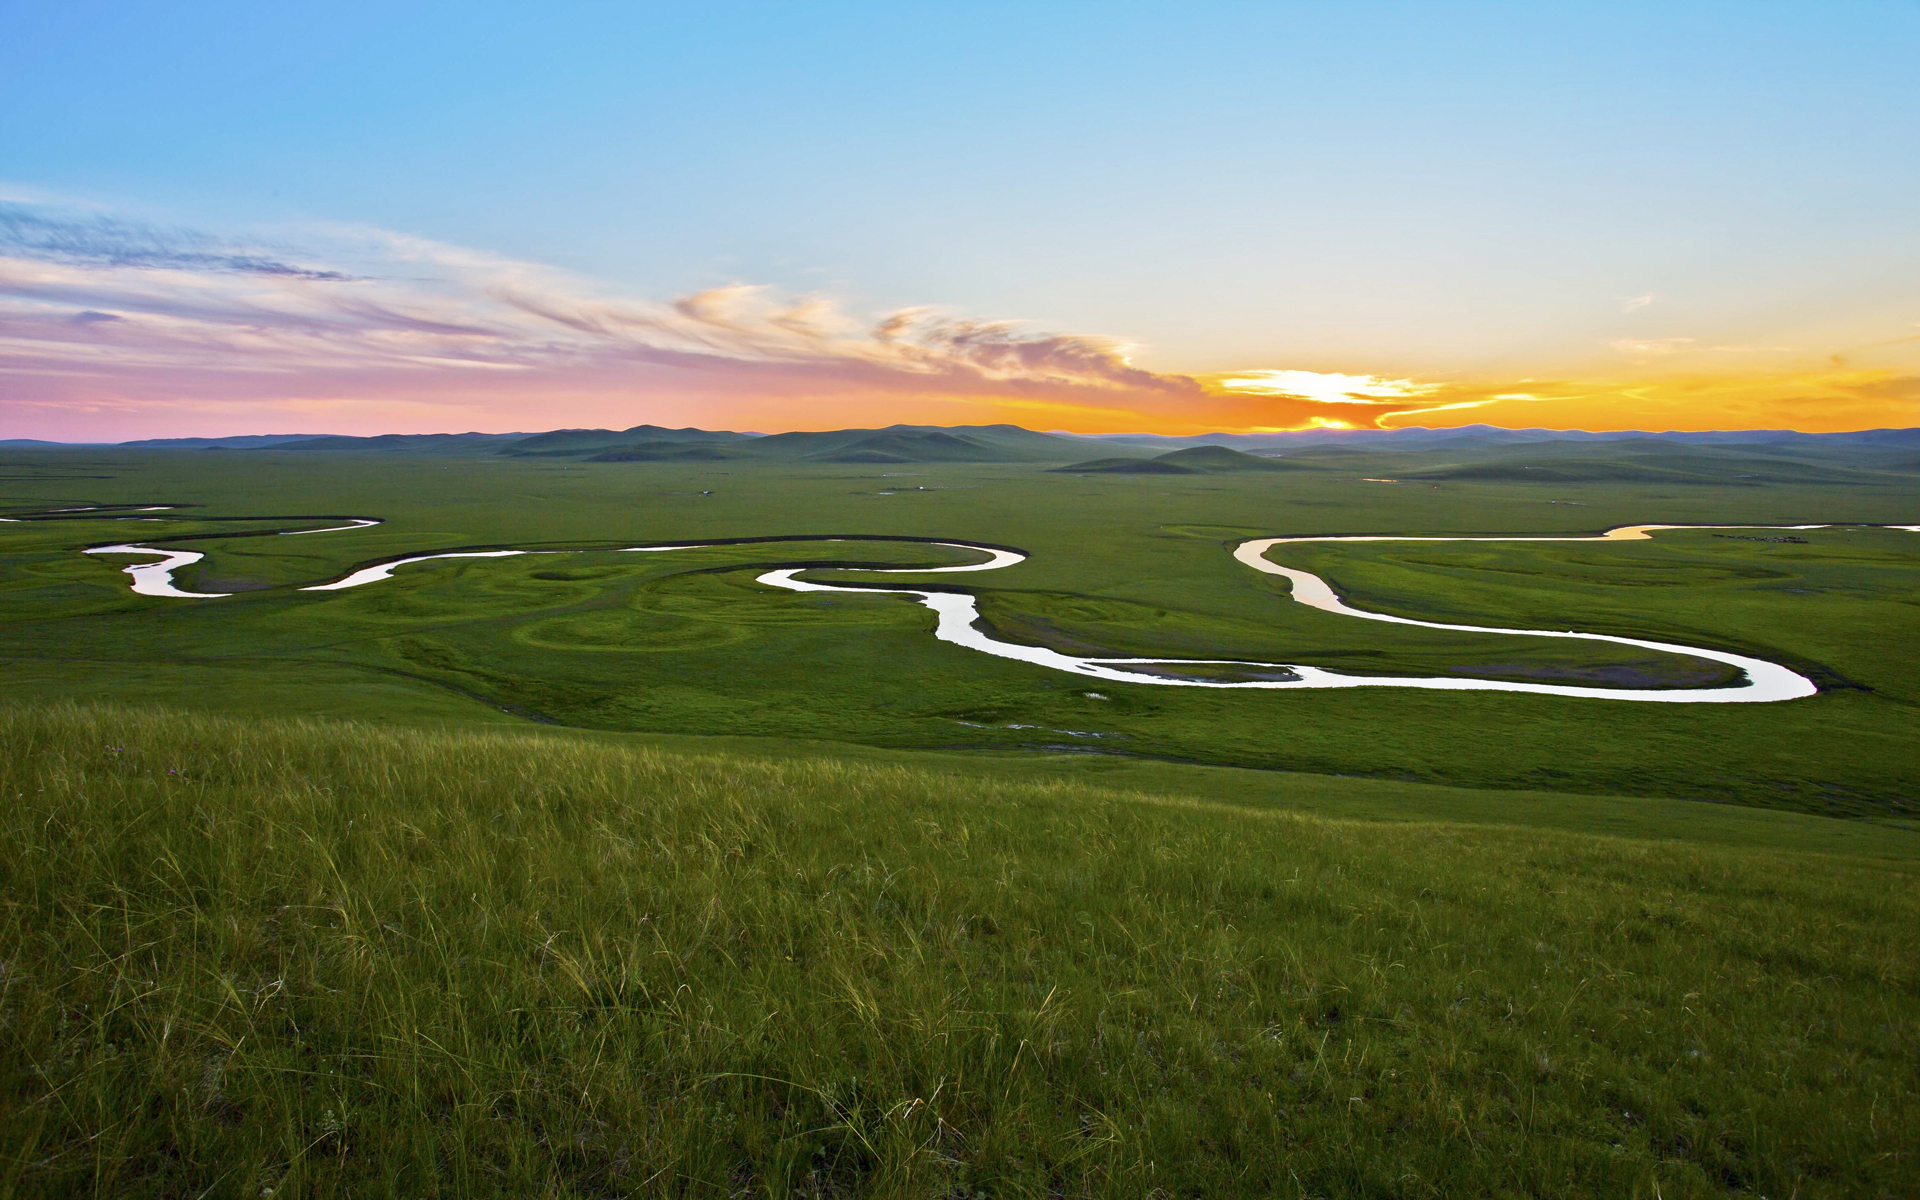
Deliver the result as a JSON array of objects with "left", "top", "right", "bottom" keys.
[{"left": 2, "top": 1, "right": 1917, "bottom": 439}]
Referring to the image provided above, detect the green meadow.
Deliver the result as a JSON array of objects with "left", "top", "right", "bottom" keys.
[
  {"left": 1, "top": 704, "right": 1915, "bottom": 1199},
  {"left": 0, "top": 441, "right": 1917, "bottom": 1196},
  {"left": 0, "top": 444, "right": 1915, "bottom": 814}
]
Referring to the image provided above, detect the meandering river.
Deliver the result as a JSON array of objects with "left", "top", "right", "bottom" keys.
[{"left": 40, "top": 510, "right": 1919, "bottom": 702}]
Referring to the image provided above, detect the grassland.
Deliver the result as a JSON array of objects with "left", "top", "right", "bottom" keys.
[
  {"left": 2, "top": 703, "right": 1915, "bottom": 1198},
  {"left": 0, "top": 444, "right": 1915, "bottom": 815},
  {"left": 3, "top": 440, "right": 1917, "bottom": 1196}
]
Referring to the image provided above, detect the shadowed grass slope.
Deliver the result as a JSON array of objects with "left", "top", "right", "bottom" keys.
[{"left": 0, "top": 704, "right": 1914, "bottom": 1198}]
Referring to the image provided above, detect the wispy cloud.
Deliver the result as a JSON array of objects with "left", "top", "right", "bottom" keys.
[
  {"left": 1212, "top": 369, "right": 1442, "bottom": 404},
  {"left": 1620, "top": 293, "right": 1656, "bottom": 312},
  {"left": 1, "top": 200, "right": 1235, "bottom": 433},
  {"left": 6, "top": 198, "right": 1545, "bottom": 436},
  {"left": 1609, "top": 336, "right": 1697, "bottom": 357},
  {"left": 3, "top": 198, "right": 1914, "bottom": 439},
  {"left": 1195, "top": 369, "right": 1480, "bottom": 430},
  {"left": 0, "top": 208, "right": 355, "bottom": 280}
]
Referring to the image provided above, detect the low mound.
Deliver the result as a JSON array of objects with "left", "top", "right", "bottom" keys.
[
  {"left": 586, "top": 443, "right": 740, "bottom": 462},
  {"left": 274, "top": 433, "right": 502, "bottom": 452},
  {"left": 1402, "top": 443, "right": 1881, "bottom": 485},
  {"left": 508, "top": 425, "right": 752, "bottom": 458},
  {"left": 810, "top": 430, "right": 998, "bottom": 463},
  {"left": 503, "top": 426, "right": 627, "bottom": 453},
  {"left": 1408, "top": 461, "right": 1705, "bottom": 483},
  {"left": 738, "top": 424, "right": 1088, "bottom": 463},
  {"left": 1053, "top": 455, "right": 1195, "bottom": 473},
  {"left": 1153, "top": 444, "right": 1295, "bottom": 471},
  {"left": 0, "top": 703, "right": 1911, "bottom": 1196},
  {"left": 619, "top": 423, "right": 756, "bottom": 443},
  {"left": 1278, "top": 443, "right": 1371, "bottom": 457},
  {"left": 1055, "top": 445, "right": 1293, "bottom": 474}
]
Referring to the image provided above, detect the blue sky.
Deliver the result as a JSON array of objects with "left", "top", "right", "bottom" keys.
[{"left": 3, "top": 2, "right": 1917, "bottom": 435}]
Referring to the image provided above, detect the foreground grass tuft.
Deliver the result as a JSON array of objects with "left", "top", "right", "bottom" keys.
[{"left": 0, "top": 704, "right": 1914, "bottom": 1197}]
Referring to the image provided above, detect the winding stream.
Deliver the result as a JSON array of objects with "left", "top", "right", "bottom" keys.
[
  {"left": 30, "top": 509, "right": 1919, "bottom": 702},
  {"left": 84, "top": 544, "right": 230, "bottom": 598}
]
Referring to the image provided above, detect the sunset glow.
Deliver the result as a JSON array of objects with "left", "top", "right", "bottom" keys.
[
  {"left": 2, "top": 201, "right": 1912, "bottom": 441},
  {"left": 1214, "top": 371, "right": 1443, "bottom": 405},
  {"left": 2, "top": 5, "right": 1915, "bottom": 440}
]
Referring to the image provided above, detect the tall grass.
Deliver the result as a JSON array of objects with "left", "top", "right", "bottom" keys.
[{"left": 0, "top": 704, "right": 1913, "bottom": 1197}]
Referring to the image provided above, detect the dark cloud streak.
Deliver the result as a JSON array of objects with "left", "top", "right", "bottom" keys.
[{"left": 0, "top": 205, "right": 356, "bottom": 281}]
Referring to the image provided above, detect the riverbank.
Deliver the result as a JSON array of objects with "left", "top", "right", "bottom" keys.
[{"left": 73, "top": 511, "right": 1888, "bottom": 700}]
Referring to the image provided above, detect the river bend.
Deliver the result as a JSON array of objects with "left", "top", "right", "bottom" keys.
[{"left": 33, "top": 511, "right": 1919, "bottom": 702}]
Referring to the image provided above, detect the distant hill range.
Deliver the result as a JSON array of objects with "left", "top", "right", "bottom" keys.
[
  {"left": 71, "top": 432, "right": 532, "bottom": 451},
  {"left": 85, "top": 423, "right": 1095, "bottom": 464},
  {"left": 7, "top": 424, "right": 1916, "bottom": 481},
  {"left": 1382, "top": 438, "right": 1895, "bottom": 485},
  {"left": 1076, "top": 424, "right": 1920, "bottom": 452},
  {"left": 1054, "top": 445, "right": 1301, "bottom": 474}
]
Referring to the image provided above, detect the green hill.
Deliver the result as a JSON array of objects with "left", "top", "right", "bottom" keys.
[
  {"left": 2, "top": 703, "right": 1912, "bottom": 1198},
  {"left": 809, "top": 429, "right": 1000, "bottom": 463},
  {"left": 620, "top": 423, "right": 758, "bottom": 443},
  {"left": 585, "top": 443, "right": 742, "bottom": 462},
  {"left": 1154, "top": 444, "right": 1296, "bottom": 471},
  {"left": 1053, "top": 454, "right": 1193, "bottom": 473},
  {"left": 1401, "top": 440, "right": 1891, "bottom": 485},
  {"left": 500, "top": 426, "right": 631, "bottom": 454},
  {"left": 270, "top": 433, "right": 515, "bottom": 453},
  {"left": 1055, "top": 444, "right": 1297, "bottom": 474},
  {"left": 504, "top": 425, "right": 755, "bottom": 458},
  {"left": 730, "top": 424, "right": 1089, "bottom": 463},
  {"left": 1270, "top": 442, "right": 1371, "bottom": 457}
]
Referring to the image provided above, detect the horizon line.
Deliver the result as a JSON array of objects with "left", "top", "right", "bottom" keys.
[{"left": 5, "top": 420, "right": 1919, "bottom": 447}]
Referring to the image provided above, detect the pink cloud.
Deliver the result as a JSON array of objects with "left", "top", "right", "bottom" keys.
[{"left": 0, "top": 202, "right": 1222, "bottom": 439}]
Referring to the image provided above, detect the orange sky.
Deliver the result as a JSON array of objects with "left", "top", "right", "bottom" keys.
[
  {"left": 13, "top": 355, "right": 1918, "bottom": 442},
  {"left": 3, "top": 207, "right": 1916, "bottom": 440},
  {"left": 8, "top": 6, "right": 1919, "bottom": 442}
]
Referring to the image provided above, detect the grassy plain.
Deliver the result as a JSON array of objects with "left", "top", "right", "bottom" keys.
[
  {"left": 2, "top": 443, "right": 1918, "bottom": 1196},
  {"left": 1, "top": 704, "right": 1915, "bottom": 1198},
  {"left": 0, "top": 445, "right": 1915, "bottom": 816}
]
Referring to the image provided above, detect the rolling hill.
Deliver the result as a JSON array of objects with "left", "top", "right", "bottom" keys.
[
  {"left": 497, "top": 423, "right": 1089, "bottom": 464},
  {"left": 585, "top": 442, "right": 744, "bottom": 462},
  {"left": 1068, "top": 424, "right": 1920, "bottom": 454},
  {"left": 19, "top": 423, "right": 1919, "bottom": 465},
  {"left": 1054, "top": 444, "right": 1298, "bottom": 474},
  {"left": 1397, "top": 439, "right": 1900, "bottom": 485},
  {"left": 503, "top": 424, "right": 757, "bottom": 457},
  {"left": 264, "top": 432, "right": 525, "bottom": 452},
  {"left": 799, "top": 429, "right": 1003, "bottom": 463},
  {"left": 730, "top": 423, "right": 1091, "bottom": 463}
]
